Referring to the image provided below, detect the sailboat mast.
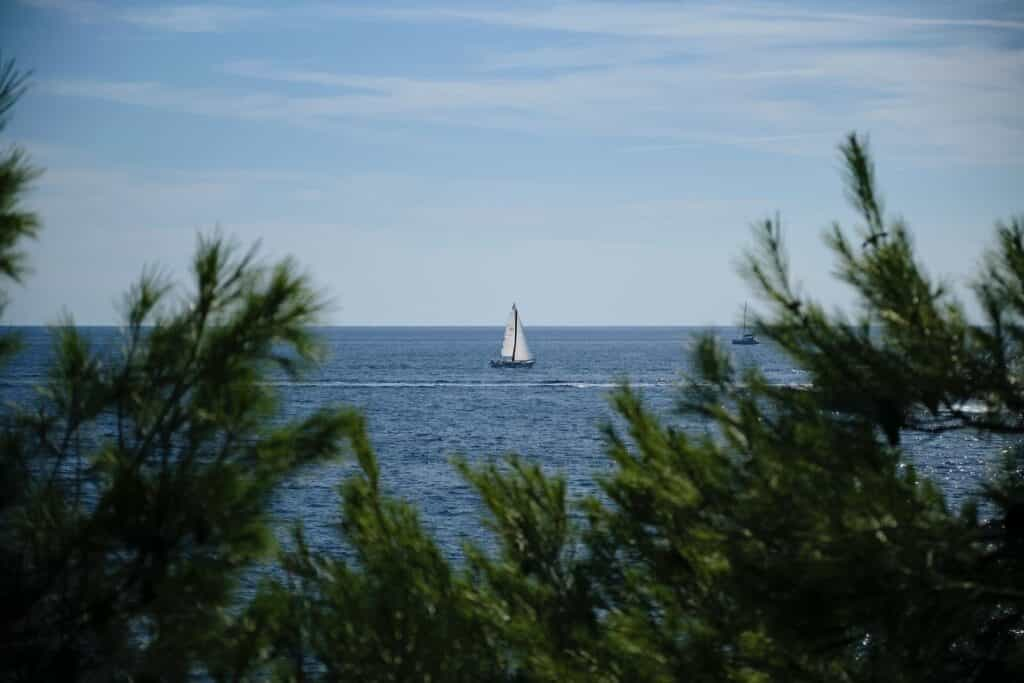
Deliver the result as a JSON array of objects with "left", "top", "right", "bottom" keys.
[{"left": 512, "top": 305, "right": 518, "bottom": 359}]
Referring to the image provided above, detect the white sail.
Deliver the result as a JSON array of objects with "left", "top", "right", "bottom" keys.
[
  {"left": 513, "top": 311, "right": 532, "bottom": 360},
  {"left": 500, "top": 308, "right": 517, "bottom": 358},
  {"left": 499, "top": 304, "right": 533, "bottom": 361}
]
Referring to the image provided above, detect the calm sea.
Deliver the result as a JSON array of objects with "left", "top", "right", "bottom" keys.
[{"left": 0, "top": 326, "right": 1000, "bottom": 563}]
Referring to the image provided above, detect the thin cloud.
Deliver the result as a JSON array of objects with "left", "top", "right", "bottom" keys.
[
  {"left": 19, "top": 0, "right": 268, "bottom": 32},
  {"left": 118, "top": 5, "right": 268, "bottom": 32},
  {"left": 18, "top": 0, "right": 106, "bottom": 22},
  {"left": 22, "top": 0, "right": 1024, "bottom": 37},
  {"left": 28, "top": 1, "right": 1024, "bottom": 165},
  {"left": 475, "top": 42, "right": 689, "bottom": 72},
  {"left": 42, "top": 37, "right": 1024, "bottom": 164},
  {"left": 328, "top": 2, "right": 1024, "bottom": 40},
  {"left": 43, "top": 79, "right": 289, "bottom": 119}
]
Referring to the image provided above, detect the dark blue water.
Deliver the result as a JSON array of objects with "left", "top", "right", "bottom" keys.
[{"left": 0, "top": 326, "right": 1000, "bottom": 563}]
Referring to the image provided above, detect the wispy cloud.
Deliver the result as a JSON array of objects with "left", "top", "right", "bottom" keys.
[
  {"left": 43, "top": 79, "right": 290, "bottom": 120},
  {"left": 27, "top": 1, "right": 1024, "bottom": 164},
  {"left": 19, "top": 0, "right": 105, "bottom": 22},
  {"left": 118, "top": 5, "right": 267, "bottom": 32},
  {"left": 24, "top": 1, "right": 1024, "bottom": 37},
  {"left": 10, "top": 1, "right": 1018, "bottom": 324},
  {"left": 20, "top": 0, "right": 267, "bottom": 32},
  {"left": 329, "top": 2, "right": 1024, "bottom": 40},
  {"left": 46, "top": 59, "right": 829, "bottom": 141},
  {"left": 42, "top": 37, "right": 1024, "bottom": 164},
  {"left": 474, "top": 42, "right": 686, "bottom": 72}
]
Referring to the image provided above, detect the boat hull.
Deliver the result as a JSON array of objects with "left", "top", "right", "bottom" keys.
[
  {"left": 490, "top": 358, "right": 536, "bottom": 368},
  {"left": 731, "top": 338, "right": 759, "bottom": 346}
]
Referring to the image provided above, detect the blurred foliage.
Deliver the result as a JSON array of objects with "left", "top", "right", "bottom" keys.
[
  {"left": 234, "top": 133, "right": 1022, "bottom": 682},
  {"left": 0, "top": 61, "right": 357, "bottom": 681},
  {"left": 1, "top": 54, "right": 1021, "bottom": 681},
  {"left": 0, "top": 55, "right": 40, "bottom": 364}
]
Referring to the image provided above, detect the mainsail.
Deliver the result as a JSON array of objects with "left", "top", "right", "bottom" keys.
[{"left": 499, "top": 304, "right": 533, "bottom": 361}]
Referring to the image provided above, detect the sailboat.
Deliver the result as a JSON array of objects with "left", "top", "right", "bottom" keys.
[
  {"left": 490, "top": 303, "right": 536, "bottom": 367},
  {"left": 731, "top": 302, "right": 760, "bottom": 345}
]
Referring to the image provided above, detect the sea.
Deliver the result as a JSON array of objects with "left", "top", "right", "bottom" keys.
[{"left": 0, "top": 326, "right": 1003, "bottom": 566}]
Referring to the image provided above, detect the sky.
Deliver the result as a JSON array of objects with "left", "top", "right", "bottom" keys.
[{"left": 1, "top": 0, "right": 1022, "bottom": 325}]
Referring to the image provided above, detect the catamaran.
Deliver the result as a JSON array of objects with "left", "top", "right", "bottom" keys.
[
  {"left": 732, "top": 302, "right": 760, "bottom": 345},
  {"left": 490, "top": 303, "right": 535, "bottom": 367}
]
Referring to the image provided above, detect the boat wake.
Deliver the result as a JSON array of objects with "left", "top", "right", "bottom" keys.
[{"left": 268, "top": 380, "right": 673, "bottom": 389}]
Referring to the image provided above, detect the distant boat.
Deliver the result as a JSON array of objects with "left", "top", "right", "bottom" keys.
[
  {"left": 732, "top": 303, "right": 760, "bottom": 345},
  {"left": 490, "top": 303, "right": 536, "bottom": 367}
]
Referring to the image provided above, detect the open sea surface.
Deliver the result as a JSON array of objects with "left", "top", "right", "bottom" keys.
[{"left": 0, "top": 326, "right": 1002, "bottom": 567}]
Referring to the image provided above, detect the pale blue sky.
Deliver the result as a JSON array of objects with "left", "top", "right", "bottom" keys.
[{"left": 1, "top": 0, "right": 1022, "bottom": 325}]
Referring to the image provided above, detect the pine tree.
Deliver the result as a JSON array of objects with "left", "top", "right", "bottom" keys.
[
  {"left": 237, "top": 134, "right": 1023, "bottom": 682},
  {"left": 0, "top": 56, "right": 40, "bottom": 363},
  {"left": 0, "top": 60, "right": 358, "bottom": 682},
  {"left": 2, "top": 51, "right": 1020, "bottom": 681}
]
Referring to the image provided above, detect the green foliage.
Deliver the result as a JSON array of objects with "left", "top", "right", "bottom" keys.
[
  {"left": 0, "top": 55, "right": 39, "bottom": 282},
  {"left": 0, "top": 234, "right": 359, "bottom": 680},
  {"left": 235, "top": 134, "right": 1022, "bottom": 682},
  {"left": 0, "top": 56, "right": 40, "bottom": 363},
  {"left": 0, "top": 62, "right": 358, "bottom": 680},
  {"left": 215, "top": 441, "right": 505, "bottom": 682},
  {"left": 1, "top": 53, "right": 1020, "bottom": 680}
]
